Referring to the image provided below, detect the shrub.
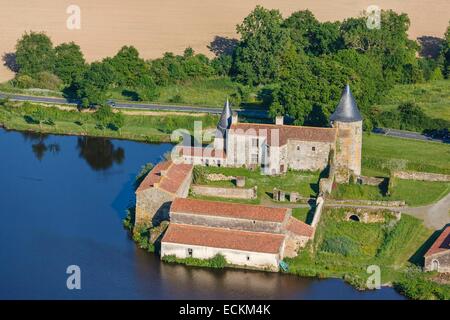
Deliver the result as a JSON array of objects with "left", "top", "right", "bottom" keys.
[
  {"left": 135, "top": 162, "right": 154, "bottom": 189},
  {"left": 320, "top": 235, "right": 360, "bottom": 257},
  {"left": 162, "top": 254, "right": 227, "bottom": 269},
  {"left": 193, "top": 166, "right": 206, "bottom": 184},
  {"left": 394, "top": 269, "right": 450, "bottom": 300}
]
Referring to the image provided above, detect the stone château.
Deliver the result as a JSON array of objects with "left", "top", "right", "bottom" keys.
[{"left": 135, "top": 84, "right": 364, "bottom": 270}]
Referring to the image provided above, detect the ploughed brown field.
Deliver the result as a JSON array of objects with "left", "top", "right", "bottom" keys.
[{"left": 0, "top": 0, "right": 449, "bottom": 82}]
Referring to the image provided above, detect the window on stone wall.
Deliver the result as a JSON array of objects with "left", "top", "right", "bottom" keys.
[
  {"left": 246, "top": 255, "right": 250, "bottom": 261},
  {"left": 251, "top": 154, "right": 258, "bottom": 164},
  {"left": 187, "top": 248, "right": 193, "bottom": 257},
  {"left": 252, "top": 138, "right": 258, "bottom": 147},
  {"left": 297, "top": 145, "right": 300, "bottom": 151},
  {"left": 312, "top": 146, "right": 316, "bottom": 151}
]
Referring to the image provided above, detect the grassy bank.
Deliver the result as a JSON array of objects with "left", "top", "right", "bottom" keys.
[
  {"left": 376, "top": 80, "right": 450, "bottom": 122},
  {"left": 285, "top": 208, "right": 433, "bottom": 290},
  {"left": 0, "top": 101, "right": 218, "bottom": 143},
  {"left": 331, "top": 180, "right": 450, "bottom": 206}
]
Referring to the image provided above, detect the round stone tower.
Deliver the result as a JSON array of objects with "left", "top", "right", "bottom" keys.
[{"left": 330, "top": 85, "right": 363, "bottom": 182}]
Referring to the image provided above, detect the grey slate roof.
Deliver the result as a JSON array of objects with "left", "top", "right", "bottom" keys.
[
  {"left": 217, "top": 99, "right": 232, "bottom": 134},
  {"left": 330, "top": 85, "right": 363, "bottom": 123}
]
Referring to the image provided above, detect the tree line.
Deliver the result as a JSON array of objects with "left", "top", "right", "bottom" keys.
[{"left": 8, "top": 6, "right": 450, "bottom": 132}]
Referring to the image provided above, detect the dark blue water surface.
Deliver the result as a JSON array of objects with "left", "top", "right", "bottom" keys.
[{"left": 0, "top": 129, "right": 405, "bottom": 300}]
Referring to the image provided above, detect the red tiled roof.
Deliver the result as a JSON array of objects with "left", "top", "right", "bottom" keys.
[
  {"left": 286, "top": 217, "right": 314, "bottom": 238},
  {"left": 171, "top": 198, "right": 288, "bottom": 223},
  {"left": 175, "top": 146, "right": 226, "bottom": 159},
  {"left": 136, "top": 160, "right": 193, "bottom": 194},
  {"left": 425, "top": 226, "right": 450, "bottom": 257},
  {"left": 230, "top": 123, "right": 336, "bottom": 146},
  {"left": 162, "top": 223, "right": 285, "bottom": 254}
]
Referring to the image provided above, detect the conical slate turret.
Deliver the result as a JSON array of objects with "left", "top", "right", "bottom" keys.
[
  {"left": 330, "top": 85, "right": 362, "bottom": 123},
  {"left": 217, "top": 98, "right": 232, "bottom": 134}
]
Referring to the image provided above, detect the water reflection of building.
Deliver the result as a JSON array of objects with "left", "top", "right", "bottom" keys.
[{"left": 156, "top": 260, "right": 311, "bottom": 299}]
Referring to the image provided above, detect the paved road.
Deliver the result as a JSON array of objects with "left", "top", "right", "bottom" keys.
[
  {"left": 373, "top": 127, "right": 448, "bottom": 143},
  {"left": 1, "top": 92, "right": 448, "bottom": 143},
  {"left": 0, "top": 92, "right": 268, "bottom": 118}
]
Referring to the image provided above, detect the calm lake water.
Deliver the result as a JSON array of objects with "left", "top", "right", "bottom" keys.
[{"left": 0, "top": 128, "right": 405, "bottom": 300}]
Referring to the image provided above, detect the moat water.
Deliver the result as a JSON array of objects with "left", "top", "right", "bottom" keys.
[{"left": 0, "top": 128, "right": 405, "bottom": 299}]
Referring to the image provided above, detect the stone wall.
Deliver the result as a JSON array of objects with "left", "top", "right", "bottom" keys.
[
  {"left": 358, "top": 176, "right": 386, "bottom": 186},
  {"left": 286, "top": 140, "right": 332, "bottom": 172},
  {"left": 327, "top": 199, "right": 405, "bottom": 207},
  {"left": 191, "top": 184, "right": 257, "bottom": 199},
  {"left": 170, "top": 212, "right": 286, "bottom": 234},
  {"left": 393, "top": 171, "right": 450, "bottom": 182},
  {"left": 311, "top": 196, "right": 325, "bottom": 229},
  {"left": 424, "top": 252, "right": 450, "bottom": 273},
  {"left": 135, "top": 188, "right": 174, "bottom": 227}
]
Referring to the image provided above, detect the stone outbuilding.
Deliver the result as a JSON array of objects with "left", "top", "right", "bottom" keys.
[
  {"left": 424, "top": 226, "right": 450, "bottom": 273},
  {"left": 160, "top": 198, "right": 314, "bottom": 270},
  {"left": 135, "top": 160, "right": 193, "bottom": 227}
]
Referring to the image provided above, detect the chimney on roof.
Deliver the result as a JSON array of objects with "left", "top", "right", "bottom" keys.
[
  {"left": 160, "top": 170, "right": 168, "bottom": 177},
  {"left": 231, "top": 112, "right": 238, "bottom": 124},
  {"left": 275, "top": 116, "right": 284, "bottom": 126}
]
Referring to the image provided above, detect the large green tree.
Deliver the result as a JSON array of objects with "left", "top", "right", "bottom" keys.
[
  {"left": 440, "top": 21, "right": 450, "bottom": 77},
  {"left": 269, "top": 46, "right": 361, "bottom": 126},
  {"left": 74, "top": 61, "right": 115, "bottom": 106},
  {"left": 15, "top": 31, "right": 55, "bottom": 75},
  {"left": 340, "top": 10, "right": 420, "bottom": 84},
  {"left": 283, "top": 10, "right": 343, "bottom": 56},
  {"left": 109, "top": 46, "right": 150, "bottom": 88},
  {"left": 233, "top": 6, "right": 289, "bottom": 85},
  {"left": 54, "top": 42, "right": 86, "bottom": 84}
]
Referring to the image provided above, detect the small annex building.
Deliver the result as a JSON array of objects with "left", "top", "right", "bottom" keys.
[
  {"left": 424, "top": 225, "right": 450, "bottom": 273},
  {"left": 160, "top": 198, "right": 314, "bottom": 271},
  {"left": 135, "top": 160, "right": 193, "bottom": 227}
]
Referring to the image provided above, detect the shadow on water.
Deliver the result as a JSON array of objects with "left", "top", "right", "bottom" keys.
[{"left": 77, "top": 136, "right": 125, "bottom": 171}]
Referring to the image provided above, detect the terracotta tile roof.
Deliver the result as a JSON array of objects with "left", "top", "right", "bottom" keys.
[
  {"left": 175, "top": 146, "right": 226, "bottom": 159},
  {"left": 171, "top": 198, "right": 288, "bottom": 223},
  {"left": 136, "top": 160, "right": 193, "bottom": 194},
  {"left": 162, "top": 223, "right": 285, "bottom": 254},
  {"left": 285, "top": 217, "right": 314, "bottom": 238},
  {"left": 230, "top": 123, "right": 336, "bottom": 146},
  {"left": 425, "top": 226, "right": 450, "bottom": 257}
]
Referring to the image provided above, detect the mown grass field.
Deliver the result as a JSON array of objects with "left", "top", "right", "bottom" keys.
[
  {"left": 285, "top": 208, "right": 433, "bottom": 289},
  {"left": 376, "top": 80, "right": 450, "bottom": 121},
  {"left": 0, "top": 102, "right": 218, "bottom": 143},
  {"left": 362, "top": 133, "right": 450, "bottom": 176}
]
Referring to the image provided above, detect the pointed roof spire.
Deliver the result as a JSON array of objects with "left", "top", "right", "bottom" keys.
[
  {"left": 217, "top": 98, "right": 232, "bottom": 134},
  {"left": 330, "top": 84, "right": 362, "bottom": 123}
]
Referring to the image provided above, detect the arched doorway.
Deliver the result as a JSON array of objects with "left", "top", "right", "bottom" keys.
[
  {"left": 349, "top": 214, "right": 360, "bottom": 222},
  {"left": 431, "top": 259, "right": 439, "bottom": 272}
]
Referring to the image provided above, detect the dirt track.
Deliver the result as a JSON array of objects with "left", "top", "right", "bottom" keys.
[{"left": 1, "top": 0, "right": 449, "bottom": 82}]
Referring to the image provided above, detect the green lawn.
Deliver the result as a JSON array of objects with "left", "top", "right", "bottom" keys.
[
  {"left": 285, "top": 208, "right": 433, "bottom": 288},
  {"left": 376, "top": 80, "right": 450, "bottom": 121},
  {"left": 196, "top": 166, "right": 320, "bottom": 203},
  {"left": 0, "top": 102, "right": 218, "bottom": 143},
  {"left": 362, "top": 133, "right": 450, "bottom": 176}
]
